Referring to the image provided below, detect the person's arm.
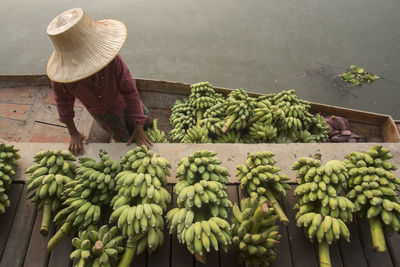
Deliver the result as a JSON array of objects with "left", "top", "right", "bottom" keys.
[
  {"left": 114, "top": 55, "right": 153, "bottom": 148},
  {"left": 52, "top": 82, "right": 88, "bottom": 155}
]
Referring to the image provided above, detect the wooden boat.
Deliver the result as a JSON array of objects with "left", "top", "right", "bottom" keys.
[{"left": 0, "top": 75, "right": 399, "bottom": 143}]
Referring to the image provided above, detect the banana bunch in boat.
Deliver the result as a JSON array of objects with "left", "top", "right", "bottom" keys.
[
  {"left": 237, "top": 151, "right": 290, "bottom": 225},
  {"left": 47, "top": 151, "right": 121, "bottom": 252},
  {"left": 231, "top": 197, "right": 281, "bottom": 267},
  {"left": 0, "top": 143, "right": 20, "bottom": 214},
  {"left": 167, "top": 150, "right": 232, "bottom": 261},
  {"left": 344, "top": 145, "right": 400, "bottom": 252},
  {"left": 248, "top": 99, "right": 280, "bottom": 141},
  {"left": 222, "top": 88, "right": 255, "bottom": 133},
  {"left": 170, "top": 99, "right": 195, "bottom": 142},
  {"left": 70, "top": 225, "right": 124, "bottom": 267},
  {"left": 309, "top": 114, "right": 329, "bottom": 142},
  {"left": 295, "top": 130, "right": 316, "bottom": 143},
  {"left": 25, "top": 149, "right": 76, "bottom": 236},
  {"left": 292, "top": 156, "right": 354, "bottom": 267},
  {"left": 181, "top": 125, "right": 212, "bottom": 143},
  {"left": 145, "top": 119, "right": 168, "bottom": 143},
  {"left": 189, "top": 82, "right": 220, "bottom": 122},
  {"left": 110, "top": 145, "right": 171, "bottom": 266},
  {"left": 198, "top": 117, "right": 224, "bottom": 137},
  {"left": 204, "top": 101, "right": 226, "bottom": 120},
  {"left": 214, "top": 130, "right": 243, "bottom": 143}
]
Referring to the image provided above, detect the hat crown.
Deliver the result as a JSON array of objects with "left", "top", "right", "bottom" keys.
[{"left": 47, "top": 8, "right": 84, "bottom": 36}]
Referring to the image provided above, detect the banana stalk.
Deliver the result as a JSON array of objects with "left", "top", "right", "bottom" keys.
[
  {"left": 250, "top": 202, "right": 270, "bottom": 233},
  {"left": 77, "top": 258, "right": 85, "bottom": 267},
  {"left": 318, "top": 240, "right": 331, "bottom": 267},
  {"left": 47, "top": 222, "right": 73, "bottom": 252},
  {"left": 369, "top": 217, "right": 387, "bottom": 252},
  {"left": 264, "top": 188, "right": 289, "bottom": 226},
  {"left": 40, "top": 197, "right": 52, "bottom": 236},
  {"left": 118, "top": 234, "right": 144, "bottom": 267}
]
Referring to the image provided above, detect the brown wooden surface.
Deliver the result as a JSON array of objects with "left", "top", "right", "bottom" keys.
[{"left": 0, "top": 183, "right": 399, "bottom": 266}]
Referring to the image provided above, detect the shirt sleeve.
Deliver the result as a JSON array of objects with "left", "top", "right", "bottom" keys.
[
  {"left": 114, "top": 55, "right": 149, "bottom": 125},
  {"left": 52, "top": 81, "right": 76, "bottom": 123}
]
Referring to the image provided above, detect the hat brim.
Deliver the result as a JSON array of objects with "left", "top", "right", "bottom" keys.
[{"left": 47, "top": 19, "right": 127, "bottom": 83}]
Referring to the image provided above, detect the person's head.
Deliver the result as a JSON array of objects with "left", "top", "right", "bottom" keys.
[{"left": 46, "top": 8, "right": 127, "bottom": 83}]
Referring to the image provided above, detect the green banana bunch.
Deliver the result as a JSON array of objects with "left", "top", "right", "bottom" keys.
[
  {"left": 25, "top": 149, "right": 76, "bottom": 236},
  {"left": 48, "top": 151, "right": 121, "bottom": 252},
  {"left": 204, "top": 101, "right": 226, "bottom": 119},
  {"left": 231, "top": 196, "right": 281, "bottom": 267},
  {"left": 214, "top": 130, "right": 243, "bottom": 143},
  {"left": 295, "top": 130, "right": 316, "bottom": 143},
  {"left": 111, "top": 145, "right": 171, "bottom": 266},
  {"left": 199, "top": 117, "right": 224, "bottom": 137},
  {"left": 70, "top": 225, "right": 124, "bottom": 267},
  {"left": 181, "top": 125, "right": 212, "bottom": 143},
  {"left": 169, "top": 99, "right": 195, "bottom": 142},
  {"left": 189, "top": 82, "right": 220, "bottom": 122},
  {"left": 292, "top": 156, "right": 354, "bottom": 267},
  {"left": 272, "top": 135, "right": 293, "bottom": 144},
  {"left": 309, "top": 114, "right": 329, "bottom": 142},
  {"left": 145, "top": 119, "right": 168, "bottom": 143},
  {"left": 345, "top": 145, "right": 400, "bottom": 252},
  {"left": 0, "top": 143, "right": 20, "bottom": 214},
  {"left": 222, "top": 88, "right": 255, "bottom": 132},
  {"left": 167, "top": 150, "right": 232, "bottom": 262},
  {"left": 237, "top": 151, "right": 290, "bottom": 225},
  {"left": 248, "top": 123, "right": 278, "bottom": 141}
]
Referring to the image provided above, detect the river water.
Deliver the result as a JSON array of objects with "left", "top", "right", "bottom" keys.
[{"left": 1, "top": 0, "right": 399, "bottom": 118}]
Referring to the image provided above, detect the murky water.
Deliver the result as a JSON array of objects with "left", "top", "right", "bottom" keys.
[{"left": 1, "top": 0, "right": 399, "bottom": 118}]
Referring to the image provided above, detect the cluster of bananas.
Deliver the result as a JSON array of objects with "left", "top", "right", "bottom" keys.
[
  {"left": 309, "top": 114, "right": 330, "bottom": 142},
  {"left": 214, "top": 130, "right": 243, "bottom": 143},
  {"left": 110, "top": 145, "right": 171, "bottom": 264},
  {"left": 237, "top": 151, "right": 290, "bottom": 225},
  {"left": 293, "top": 156, "right": 354, "bottom": 266},
  {"left": 170, "top": 99, "right": 195, "bottom": 142},
  {"left": 181, "top": 125, "right": 212, "bottom": 143},
  {"left": 189, "top": 82, "right": 221, "bottom": 122},
  {"left": 248, "top": 100, "right": 280, "bottom": 141},
  {"left": 222, "top": 88, "right": 255, "bottom": 132},
  {"left": 25, "top": 149, "right": 76, "bottom": 235},
  {"left": 145, "top": 119, "right": 168, "bottom": 143},
  {"left": 48, "top": 152, "right": 121, "bottom": 252},
  {"left": 0, "top": 143, "right": 20, "bottom": 214},
  {"left": 167, "top": 150, "right": 232, "bottom": 261},
  {"left": 344, "top": 145, "right": 400, "bottom": 251},
  {"left": 231, "top": 197, "right": 281, "bottom": 267},
  {"left": 70, "top": 225, "right": 124, "bottom": 267}
]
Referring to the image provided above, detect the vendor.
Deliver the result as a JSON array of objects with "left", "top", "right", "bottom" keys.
[{"left": 46, "top": 8, "right": 153, "bottom": 155}]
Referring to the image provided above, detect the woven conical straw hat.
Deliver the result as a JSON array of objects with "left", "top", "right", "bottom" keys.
[{"left": 46, "top": 8, "right": 127, "bottom": 83}]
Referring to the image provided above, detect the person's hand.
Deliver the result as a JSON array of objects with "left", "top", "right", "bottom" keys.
[
  {"left": 69, "top": 132, "right": 88, "bottom": 156},
  {"left": 127, "top": 124, "right": 153, "bottom": 148}
]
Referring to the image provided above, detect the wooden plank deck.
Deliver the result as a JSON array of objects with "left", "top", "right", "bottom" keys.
[{"left": 0, "top": 183, "right": 399, "bottom": 267}]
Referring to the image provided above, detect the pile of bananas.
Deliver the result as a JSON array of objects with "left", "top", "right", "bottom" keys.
[
  {"left": 70, "top": 225, "right": 124, "bottom": 267},
  {"left": 292, "top": 156, "right": 354, "bottom": 267},
  {"left": 248, "top": 100, "right": 280, "bottom": 141},
  {"left": 189, "top": 82, "right": 221, "bottom": 123},
  {"left": 181, "top": 125, "right": 212, "bottom": 143},
  {"left": 47, "top": 151, "right": 121, "bottom": 252},
  {"left": 25, "top": 149, "right": 76, "bottom": 236},
  {"left": 237, "top": 151, "right": 290, "bottom": 225},
  {"left": 0, "top": 143, "right": 20, "bottom": 214},
  {"left": 310, "top": 114, "right": 330, "bottom": 143},
  {"left": 145, "top": 119, "right": 168, "bottom": 143},
  {"left": 344, "top": 145, "right": 400, "bottom": 252},
  {"left": 214, "top": 130, "right": 243, "bottom": 143},
  {"left": 110, "top": 145, "right": 171, "bottom": 267},
  {"left": 170, "top": 99, "right": 195, "bottom": 142},
  {"left": 166, "top": 150, "right": 232, "bottom": 262},
  {"left": 222, "top": 88, "right": 255, "bottom": 133},
  {"left": 231, "top": 196, "right": 281, "bottom": 267}
]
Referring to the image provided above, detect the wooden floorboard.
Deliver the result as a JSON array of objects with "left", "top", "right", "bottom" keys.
[
  {"left": 220, "top": 184, "right": 242, "bottom": 267},
  {"left": 337, "top": 221, "right": 368, "bottom": 267},
  {"left": 386, "top": 232, "right": 400, "bottom": 267},
  {"left": 358, "top": 219, "right": 394, "bottom": 267},
  {"left": 0, "top": 183, "right": 24, "bottom": 261},
  {"left": 0, "top": 186, "right": 36, "bottom": 267},
  {"left": 23, "top": 210, "right": 53, "bottom": 267},
  {"left": 284, "top": 185, "right": 319, "bottom": 267},
  {"left": 47, "top": 225, "right": 73, "bottom": 267}
]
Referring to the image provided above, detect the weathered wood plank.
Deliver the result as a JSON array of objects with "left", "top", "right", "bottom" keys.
[
  {"left": 271, "top": 198, "right": 293, "bottom": 267},
  {"left": 220, "top": 184, "right": 242, "bottom": 267},
  {"left": 147, "top": 185, "right": 173, "bottom": 267},
  {"left": 195, "top": 252, "right": 219, "bottom": 267},
  {"left": 358, "top": 219, "right": 394, "bottom": 267},
  {"left": 23, "top": 210, "right": 53, "bottom": 267},
  {"left": 170, "top": 190, "right": 195, "bottom": 267},
  {"left": 0, "top": 186, "right": 36, "bottom": 267},
  {"left": 386, "top": 232, "right": 400, "bottom": 267},
  {"left": 0, "top": 183, "right": 24, "bottom": 260},
  {"left": 326, "top": 244, "right": 343, "bottom": 267},
  {"left": 337, "top": 222, "right": 368, "bottom": 267},
  {"left": 47, "top": 227, "right": 73, "bottom": 267},
  {"left": 284, "top": 185, "right": 318, "bottom": 267}
]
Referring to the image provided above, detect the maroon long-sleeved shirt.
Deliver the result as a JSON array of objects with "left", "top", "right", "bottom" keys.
[{"left": 51, "top": 54, "right": 149, "bottom": 124}]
